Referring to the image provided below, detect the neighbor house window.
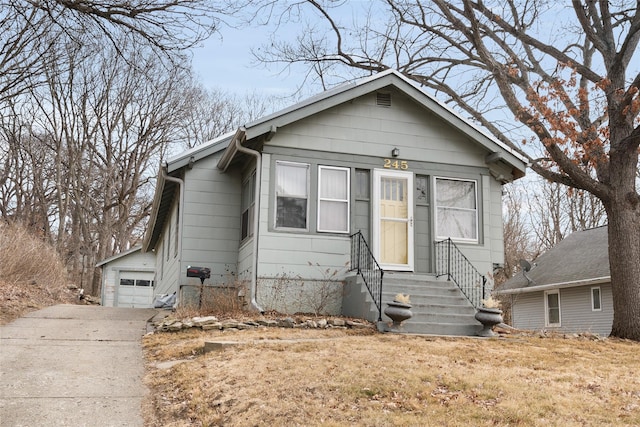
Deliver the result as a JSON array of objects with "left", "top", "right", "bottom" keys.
[
  {"left": 241, "top": 171, "right": 256, "bottom": 240},
  {"left": 318, "top": 166, "right": 350, "bottom": 233},
  {"left": 545, "top": 290, "right": 561, "bottom": 327},
  {"left": 435, "top": 177, "right": 478, "bottom": 242},
  {"left": 591, "top": 287, "right": 602, "bottom": 311},
  {"left": 275, "top": 161, "right": 309, "bottom": 229}
]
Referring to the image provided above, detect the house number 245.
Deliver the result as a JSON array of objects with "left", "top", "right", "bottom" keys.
[{"left": 384, "top": 159, "right": 409, "bottom": 170}]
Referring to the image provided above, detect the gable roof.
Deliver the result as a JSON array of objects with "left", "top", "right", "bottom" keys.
[
  {"left": 143, "top": 69, "right": 529, "bottom": 252},
  {"left": 498, "top": 226, "right": 610, "bottom": 295},
  {"left": 96, "top": 246, "right": 142, "bottom": 267},
  {"left": 217, "top": 69, "right": 527, "bottom": 176}
]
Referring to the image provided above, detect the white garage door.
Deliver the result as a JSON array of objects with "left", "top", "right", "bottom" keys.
[{"left": 117, "top": 271, "right": 155, "bottom": 308}]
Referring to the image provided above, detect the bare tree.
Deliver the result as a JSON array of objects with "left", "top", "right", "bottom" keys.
[
  {"left": 254, "top": 1, "right": 640, "bottom": 339},
  {"left": 177, "top": 87, "right": 285, "bottom": 149},
  {"left": 0, "top": 0, "right": 248, "bottom": 103},
  {"left": 526, "top": 178, "right": 607, "bottom": 251}
]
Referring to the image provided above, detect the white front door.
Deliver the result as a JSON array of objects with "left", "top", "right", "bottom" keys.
[{"left": 373, "top": 169, "right": 414, "bottom": 271}]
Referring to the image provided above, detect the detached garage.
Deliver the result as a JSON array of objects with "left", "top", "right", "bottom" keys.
[{"left": 97, "top": 246, "right": 156, "bottom": 308}]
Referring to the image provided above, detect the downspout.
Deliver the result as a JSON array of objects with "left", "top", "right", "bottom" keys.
[
  {"left": 161, "top": 163, "right": 184, "bottom": 304},
  {"left": 234, "top": 133, "right": 265, "bottom": 313}
]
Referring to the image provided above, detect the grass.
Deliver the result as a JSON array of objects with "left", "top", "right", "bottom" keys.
[
  {"left": 143, "top": 327, "right": 640, "bottom": 426},
  {"left": 0, "top": 222, "right": 76, "bottom": 324}
]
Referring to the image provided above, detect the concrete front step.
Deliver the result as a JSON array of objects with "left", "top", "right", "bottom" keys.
[
  {"left": 381, "top": 292, "right": 471, "bottom": 306},
  {"left": 345, "top": 272, "right": 485, "bottom": 336}
]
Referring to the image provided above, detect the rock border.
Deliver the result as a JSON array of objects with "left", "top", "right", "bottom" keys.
[{"left": 151, "top": 315, "right": 374, "bottom": 333}]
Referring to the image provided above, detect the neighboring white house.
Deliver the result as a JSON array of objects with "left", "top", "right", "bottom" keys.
[
  {"left": 96, "top": 246, "right": 156, "bottom": 308},
  {"left": 498, "top": 226, "right": 613, "bottom": 336},
  {"left": 99, "top": 69, "right": 527, "bottom": 334}
]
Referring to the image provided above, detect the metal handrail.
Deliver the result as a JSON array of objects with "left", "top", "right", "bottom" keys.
[
  {"left": 435, "top": 238, "right": 486, "bottom": 309},
  {"left": 349, "top": 231, "right": 384, "bottom": 321}
]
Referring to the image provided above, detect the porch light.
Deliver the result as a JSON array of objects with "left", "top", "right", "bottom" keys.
[{"left": 391, "top": 147, "right": 399, "bottom": 157}]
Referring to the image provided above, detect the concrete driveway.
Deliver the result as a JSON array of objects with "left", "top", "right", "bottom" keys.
[{"left": 0, "top": 304, "right": 157, "bottom": 427}]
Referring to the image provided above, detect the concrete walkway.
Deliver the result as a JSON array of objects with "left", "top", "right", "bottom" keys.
[{"left": 0, "top": 305, "right": 157, "bottom": 427}]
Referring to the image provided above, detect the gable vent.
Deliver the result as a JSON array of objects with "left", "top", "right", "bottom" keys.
[{"left": 376, "top": 92, "right": 392, "bottom": 107}]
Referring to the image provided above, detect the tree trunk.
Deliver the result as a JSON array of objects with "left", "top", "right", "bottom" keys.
[{"left": 606, "top": 178, "right": 640, "bottom": 340}]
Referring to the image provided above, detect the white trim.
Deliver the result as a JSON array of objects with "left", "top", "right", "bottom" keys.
[
  {"left": 434, "top": 176, "right": 479, "bottom": 243},
  {"left": 317, "top": 165, "right": 350, "bottom": 234},
  {"left": 544, "top": 289, "right": 561, "bottom": 327},
  {"left": 372, "top": 169, "right": 414, "bottom": 271},
  {"left": 496, "top": 276, "right": 611, "bottom": 295},
  {"left": 591, "top": 286, "right": 602, "bottom": 312}
]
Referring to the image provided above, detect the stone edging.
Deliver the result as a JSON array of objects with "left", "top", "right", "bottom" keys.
[{"left": 151, "top": 315, "right": 374, "bottom": 333}]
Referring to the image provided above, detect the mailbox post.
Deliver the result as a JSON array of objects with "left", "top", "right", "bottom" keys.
[{"left": 186, "top": 266, "right": 211, "bottom": 308}]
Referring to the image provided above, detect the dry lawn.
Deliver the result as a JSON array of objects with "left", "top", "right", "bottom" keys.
[
  {"left": 0, "top": 222, "right": 77, "bottom": 324},
  {"left": 143, "top": 327, "right": 640, "bottom": 426}
]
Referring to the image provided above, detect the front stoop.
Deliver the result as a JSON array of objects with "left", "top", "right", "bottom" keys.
[{"left": 343, "top": 272, "right": 482, "bottom": 336}]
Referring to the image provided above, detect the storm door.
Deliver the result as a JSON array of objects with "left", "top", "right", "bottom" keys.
[{"left": 373, "top": 169, "right": 414, "bottom": 271}]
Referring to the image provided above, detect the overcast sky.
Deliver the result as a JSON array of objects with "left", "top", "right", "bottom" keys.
[
  {"left": 191, "top": 26, "right": 301, "bottom": 96},
  {"left": 189, "top": 1, "right": 376, "bottom": 99}
]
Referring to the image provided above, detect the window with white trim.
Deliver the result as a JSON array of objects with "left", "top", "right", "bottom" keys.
[
  {"left": 591, "top": 286, "right": 602, "bottom": 311},
  {"left": 435, "top": 177, "right": 478, "bottom": 242},
  {"left": 275, "top": 161, "right": 309, "bottom": 229},
  {"left": 241, "top": 171, "right": 256, "bottom": 240},
  {"left": 317, "top": 166, "right": 350, "bottom": 233},
  {"left": 545, "top": 290, "right": 561, "bottom": 327}
]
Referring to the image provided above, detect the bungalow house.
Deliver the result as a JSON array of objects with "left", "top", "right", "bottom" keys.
[
  {"left": 497, "top": 226, "right": 613, "bottom": 336},
  {"left": 102, "top": 69, "right": 527, "bottom": 335}
]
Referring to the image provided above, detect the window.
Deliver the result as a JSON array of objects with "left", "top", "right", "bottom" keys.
[
  {"left": 591, "top": 287, "right": 602, "bottom": 311},
  {"left": 275, "top": 161, "right": 309, "bottom": 229},
  {"left": 355, "top": 169, "right": 370, "bottom": 200},
  {"left": 119, "top": 278, "right": 154, "bottom": 287},
  {"left": 318, "top": 166, "right": 350, "bottom": 233},
  {"left": 241, "top": 171, "right": 256, "bottom": 240},
  {"left": 416, "top": 175, "right": 429, "bottom": 205},
  {"left": 545, "top": 290, "right": 561, "bottom": 327},
  {"left": 435, "top": 177, "right": 478, "bottom": 242},
  {"left": 166, "top": 224, "right": 171, "bottom": 261},
  {"left": 174, "top": 204, "right": 179, "bottom": 258}
]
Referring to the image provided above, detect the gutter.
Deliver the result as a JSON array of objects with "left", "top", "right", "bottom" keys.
[
  {"left": 497, "top": 276, "right": 611, "bottom": 295},
  {"left": 220, "top": 127, "right": 265, "bottom": 313},
  {"left": 161, "top": 164, "right": 185, "bottom": 300}
]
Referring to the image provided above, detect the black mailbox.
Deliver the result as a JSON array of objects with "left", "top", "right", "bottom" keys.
[{"left": 186, "top": 266, "right": 211, "bottom": 284}]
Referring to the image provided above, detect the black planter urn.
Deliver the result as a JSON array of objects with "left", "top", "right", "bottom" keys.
[
  {"left": 384, "top": 301, "right": 413, "bottom": 329},
  {"left": 475, "top": 307, "right": 503, "bottom": 337}
]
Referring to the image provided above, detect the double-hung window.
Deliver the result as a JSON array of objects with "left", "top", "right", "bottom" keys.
[
  {"left": 317, "top": 166, "right": 350, "bottom": 233},
  {"left": 275, "top": 161, "right": 309, "bottom": 229},
  {"left": 435, "top": 177, "right": 478, "bottom": 242},
  {"left": 241, "top": 171, "right": 256, "bottom": 240},
  {"left": 545, "top": 290, "right": 561, "bottom": 327}
]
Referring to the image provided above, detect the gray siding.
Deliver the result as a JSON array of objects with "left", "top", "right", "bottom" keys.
[
  {"left": 273, "top": 89, "right": 488, "bottom": 167},
  {"left": 414, "top": 204, "right": 431, "bottom": 273},
  {"left": 511, "top": 284, "right": 613, "bottom": 336},
  {"left": 181, "top": 154, "right": 241, "bottom": 286},
  {"left": 154, "top": 200, "right": 180, "bottom": 298}
]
